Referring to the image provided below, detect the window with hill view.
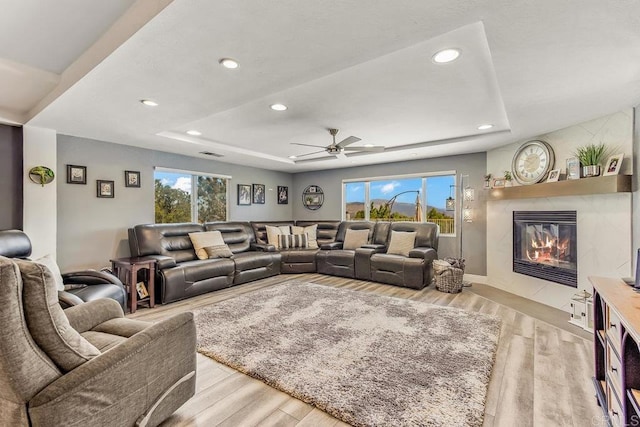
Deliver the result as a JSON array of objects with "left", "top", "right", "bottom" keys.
[
  {"left": 344, "top": 174, "right": 455, "bottom": 235},
  {"left": 154, "top": 170, "right": 228, "bottom": 223}
]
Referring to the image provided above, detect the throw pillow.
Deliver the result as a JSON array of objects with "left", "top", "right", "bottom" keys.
[
  {"left": 189, "top": 231, "right": 225, "bottom": 260},
  {"left": 291, "top": 224, "right": 318, "bottom": 249},
  {"left": 278, "top": 233, "right": 308, "bottom": 249},
  {"left": 265, "top": 225, "right": 291, "bottom": 249},
  {"left": 386, "top": 231, "right": 417, "bottom": 257},
  {"left": 342, "top": 228, "right": 370, "bottom": 250},
  {"left": 204, "top": 244, "right": 234, "bottom": 259},
  {"left": 34, "top": 254, "right": 65, "bottom": 291},
  {"left": 15, "top": 259, "right": 101, "bottom": 372}
]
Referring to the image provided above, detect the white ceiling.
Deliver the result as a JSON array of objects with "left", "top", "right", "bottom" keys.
[{"left": 2, "top": 0, "right": 640, "bottom": 172}]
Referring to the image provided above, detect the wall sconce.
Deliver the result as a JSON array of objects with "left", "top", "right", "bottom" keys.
[
  {"left": 463, "top": 206, "right": 473, "bottom": 223},
  {"left": 446, "top": 185, "right": 455, "bottom": 211}
]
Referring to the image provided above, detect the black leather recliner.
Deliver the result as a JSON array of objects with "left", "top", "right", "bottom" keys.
[{"left": 0, "top": 229, "right": 127, "bottom": 310}]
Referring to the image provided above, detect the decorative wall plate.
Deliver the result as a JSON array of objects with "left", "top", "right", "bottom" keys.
[{"left": 29, "top": 166, "right": 55, "bottom": 186}]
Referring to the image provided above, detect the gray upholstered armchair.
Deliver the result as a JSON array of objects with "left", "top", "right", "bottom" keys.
[{"left": 0, "top": 255, "right": 196, "bottom": 426}]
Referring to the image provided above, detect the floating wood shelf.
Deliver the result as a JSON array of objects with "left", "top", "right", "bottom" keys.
[{"left": 488, "top": 175, "right": 632, "bottom": 201}]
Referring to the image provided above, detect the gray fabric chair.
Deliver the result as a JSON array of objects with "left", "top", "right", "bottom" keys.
[{"left": 0, "top": 255, "right": 196, "bottom": 427}]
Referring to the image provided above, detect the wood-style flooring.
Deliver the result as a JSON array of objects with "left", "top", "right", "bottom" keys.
[{"left": 129, "top": 274, "right": 603, "bottom": 427}]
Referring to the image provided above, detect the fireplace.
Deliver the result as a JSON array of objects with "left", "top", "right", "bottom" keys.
[{"left": 513, "top": 211, "right": 577, "bottom": 287}]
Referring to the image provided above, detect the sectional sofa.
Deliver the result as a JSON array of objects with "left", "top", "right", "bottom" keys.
[{"left": 128, "top": 220, "right": 439, "bottom": 304}]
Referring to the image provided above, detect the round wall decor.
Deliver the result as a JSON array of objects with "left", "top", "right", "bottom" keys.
[
  {"left": 511, "top": 140, "right": 555, "bottom": 185},
  {"left": 302, "top": 185, "right": 324, "bottom": 210},
  {"left": 28, "top": 166, "right": 55, "bottom": 187}
]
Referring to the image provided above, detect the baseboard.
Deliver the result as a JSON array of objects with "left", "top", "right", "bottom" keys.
[{"left": 464, "top": 274, "right": 487, "bottom": 284}]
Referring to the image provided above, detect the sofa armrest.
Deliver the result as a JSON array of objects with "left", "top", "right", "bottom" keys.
[
  {"left": 29, "top": 312, "right": 196, "bottom": 426},
  {"left": 409, "top": 247, "right": 438, "bottom": 262},
  {"left": 320, "top": 242, "right": 344, "bottom": 250},
  {"left": 250, "top": 243, "right": 276, "bottom": 252},
  {"left": 63, "top": 298, "right": 124, "bottom": 333},
  {"left": 143, "top": 255, "right": 177, "bottom": 270},
  {"left": 361, "top": 244, "right": 387, "bottom": 253},
  {"left": 58, "top": 290, "right": 85, "bottom": 309},
  {"left": 63, "top": 270, "right": 124, "bottom": 288}
]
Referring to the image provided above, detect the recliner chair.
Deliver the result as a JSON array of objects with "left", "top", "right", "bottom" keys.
[{"left": 0, "top": 229, "right": 127, "bottom": 310}]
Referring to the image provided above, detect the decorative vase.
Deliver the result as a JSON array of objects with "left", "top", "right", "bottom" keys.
[{"left": 582, "top": 165, "right": 600, "bottom": 177}]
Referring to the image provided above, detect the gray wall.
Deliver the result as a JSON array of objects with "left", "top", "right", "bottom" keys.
[
  {"left": 291, "top": 153, "right": 488, "bottom": 275},
  {"left": 57, "top": 135, "right": 293, "bottom": 271},
  {"left": 0, "top": 124, "right": 22, "bottom": 230}
]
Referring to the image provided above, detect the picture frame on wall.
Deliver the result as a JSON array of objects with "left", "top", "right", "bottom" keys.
[
  {"left": 124, "top": 170, "right": 141, "bottom": 187},
  {"left": 237, "top": 184, "right": 251, "bottom": 205},
  {"left": 97, "top": 180, "right": 115, "bottom": 198},
  {"left": 252, "top": 184, "right": 265, "bottom": 204},
  {"left": 66, "top": 165, "right": 87, "bottom": 184},
  {"left": 277, "top": 186, "right": 288, "bottom": 204},
  {"left": 603, "top": 153, "right": 624, "bottom": 176},
  {"left": 566, "top": 157, "right": 580, "bottom": 180}
]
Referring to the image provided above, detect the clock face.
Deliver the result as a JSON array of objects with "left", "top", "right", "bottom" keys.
[{"left": 512, "top": 140, "right": 555, "bottom": 185}]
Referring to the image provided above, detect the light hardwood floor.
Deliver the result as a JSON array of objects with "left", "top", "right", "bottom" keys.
[{"left": 129, "top": 274, "right": 604, "bottom": 427}]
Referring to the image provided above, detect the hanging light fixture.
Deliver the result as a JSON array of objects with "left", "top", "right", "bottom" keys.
[
  {"left": 445, "top": 185, "right": 455, "bottom": 211},
  {"left": 463, "top": 187, "right": 475, "bottom": 202},
  {"left": 463, "top": 206, "right": 473, "bottom": 223}
]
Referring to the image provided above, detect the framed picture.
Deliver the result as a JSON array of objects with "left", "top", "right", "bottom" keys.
[
  {"left": 308, "top": 186, "right": 317, "bottom": 193},
  {"left": 492, "top": 178, "right": 506, "bottom": 188},
  {"left": 66, "top": 165, "right": 87, "bottom": 184},
  {"left": 566, "top": 157, "right": 580, "bottom": 180},
  {"left": 546, "top": 169, "right": 561, "bottom": 182},
  {"left": 97, "top": 180, "right": 115, "bottom": 198},
  {"left": 124, "top": 170, "right": 141, "bottom": 188},
  {"left": 603, "top": 153, "right": 624, "bottom": 176},
  {"left": 237, "top": 184, "right": 251, "bottom": 205},
  {"left": 277, "top": 186, "right": 288, "bottom": 204},
  {"left": 252, "top": 184, "right": 265, "bottom": 204}
]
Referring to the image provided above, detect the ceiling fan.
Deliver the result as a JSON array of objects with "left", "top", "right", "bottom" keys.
[{"left": 291, "top": 128, "right": 385, "bottom": 162}]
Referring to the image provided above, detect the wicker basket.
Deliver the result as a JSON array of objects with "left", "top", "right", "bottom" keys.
[{"left": 433, "top": 259, "right": 464, "bottom": 293}]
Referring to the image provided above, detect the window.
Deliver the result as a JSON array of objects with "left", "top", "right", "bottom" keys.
[
  {"left": 342, "top": 173, "right": 456, "bottom": 235},
  {"left": 154, "top": 169, "right": 228, "bottom": 223}
]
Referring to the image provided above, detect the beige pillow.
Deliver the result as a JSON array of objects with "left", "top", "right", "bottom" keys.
[
  {"left": 16, "top": 259, "right": 100, "bottom": 372},
  {"left": 204, "top": 244, "right": 234, "bottom": 259},
  {"left": 342, "top": 228, "right": 370, "bottom": 250},
  {"left": 292, "top": 224, "right": 318, "bottom": 249},
  {"left": 386, "top": 231, "right": 417, "bottom": 257},
  {"left": 189, "top": 231, "right": 225, "bottom": 260},
  {"left": 265, "top": 225, "right": 291, "bottom": 249},
  {"left": 34, "top": 254, "right": 65, "bottom": 291}
]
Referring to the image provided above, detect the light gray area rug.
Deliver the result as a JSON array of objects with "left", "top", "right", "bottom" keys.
[{"left": 194, "top": 282, "right": 501, "bottom": 426}]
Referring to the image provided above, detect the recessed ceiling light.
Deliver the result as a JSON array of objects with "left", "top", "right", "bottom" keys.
[
  {"left": 219, "top": 58, "right": 239, "bottom": 69},
  {"left": 288, "top": 155, "right": 297, "bottom": 159},
  {"left": 270, "top": 103, "right": 287, "bottom": 111},
  {"left": 411, "top": 153, "right": 418, "bottom": 156},
  {"left": 186, "top": 130, "right": 202, "bottom": 136},
  {"left": 432, "top": 48, "right": 461, "bottom": 64},
  {"left": 140, "top": 99, "right": 158, "bottom": 107},
  {"left": 363, "top": 144, "right": 374, "bottom": 148},
  {"left": 477, "top": 124, "right": 494, "bottom": 130}
]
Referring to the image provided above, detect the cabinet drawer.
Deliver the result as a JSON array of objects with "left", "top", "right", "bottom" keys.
[
  {"left": 607, "top": 380, "right": 623, "bottom": 427},
  {"left": 606, "top": 342, "right": 622, "bottom": 397},
  {"left": 607, "top": 307, "right": 622, "bottom": 353}
]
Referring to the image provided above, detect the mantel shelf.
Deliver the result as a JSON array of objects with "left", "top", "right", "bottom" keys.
[{"left": 488, "top": 174, "right": 632, "bottom": 201}]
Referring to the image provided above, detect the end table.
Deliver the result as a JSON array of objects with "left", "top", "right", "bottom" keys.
[{"left": 110, "top": 257, "right": 157, "bottom": 313}]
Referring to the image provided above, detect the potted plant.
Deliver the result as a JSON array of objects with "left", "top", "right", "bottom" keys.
[
  {"left": 574, "top": 143, "right": 608, "bottom": 177},
  {"left": 504, "top": 170, "right": 513, "bottom": 187},
  {"left": 483, "top": 173, "right": 492, "bottom": 189}
]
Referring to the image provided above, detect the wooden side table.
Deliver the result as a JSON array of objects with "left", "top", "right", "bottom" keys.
[{"left": 110, "top": 257, "right": 156, "bottom": 313}]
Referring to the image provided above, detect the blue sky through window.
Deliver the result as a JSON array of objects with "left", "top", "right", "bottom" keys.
[
  {"left": 345, "top": 175, "right": 454, "bottom": 209},
  {"left": 155, "top": 171, "right": 192, "bottom": 193}
]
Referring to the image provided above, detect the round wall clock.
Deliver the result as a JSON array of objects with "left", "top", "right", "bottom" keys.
[{"left": 511, "top": 140, "right": 555, "bottom": 185}]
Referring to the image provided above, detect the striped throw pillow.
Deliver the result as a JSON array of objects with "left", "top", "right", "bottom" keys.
[{"left": 278, "top": 233, "right": 309, "bottom": 249}]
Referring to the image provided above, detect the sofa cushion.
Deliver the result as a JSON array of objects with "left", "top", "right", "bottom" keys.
[
  {"left": 266, "top": 225, "right": 291, "bottom": 249},
  {"left": 278, "top": 233, "right": 308, "bottom": 249},
  {"left": 204, "top": 244, "right": 233, "bottom": 259},
  {"left": 15, "top": 259, "right": 100, "bottom": 373},
  {"left": 189, "top": 231, "right": 225, "bottom": 260},
  {"left": 386, "top": 231, "right": 416, "bottom": 257},
  {"left": 232, "top": 251, "right": 281, "bottom": 271},
  {"left": 343, "top": 229, "right": 370, "bottom": 250},
  {"left": 292, "top": 224, "right": 318, "bottom": 249},
  {"left": 177, "top": 258, "right": 236, "bottom": 283},
  {"left": 34, "top": 254, "right": 65, "bottom": 291}
]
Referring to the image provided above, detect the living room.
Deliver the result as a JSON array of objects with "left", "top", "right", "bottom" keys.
[{"left": 1, "top": 1, "right": 639, "bottom": 426}]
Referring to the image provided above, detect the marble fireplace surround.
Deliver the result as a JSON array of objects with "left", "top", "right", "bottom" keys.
[{"left": 486, "top": 193, "right": 632, "bottom": 312}]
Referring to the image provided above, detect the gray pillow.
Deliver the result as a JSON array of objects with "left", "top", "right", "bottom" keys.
[
  {"left": 204, "top": 244, "right": 234, "bottom": 259},
  {"left": 16, "top": 259, "right": 100, "bottom": 372}
]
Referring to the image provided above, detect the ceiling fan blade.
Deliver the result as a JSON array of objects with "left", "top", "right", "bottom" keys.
[
  {"left": 335, "top": 152, "right": 347, "bottom": 160},
  {"left": 294, "top": 150, "right": 326, "bottom": 158},
  {"left": 291, "top": 142, "right": 327, "bottom": 148},
  {"left": 294, "top": 156, "right": 336, "bottom": 164},
  {"left": 336, "top": 136, "right": 361, "bottom": 148},
  {"left": 343, "top": 146, "right": 385, "bottom": 152}
]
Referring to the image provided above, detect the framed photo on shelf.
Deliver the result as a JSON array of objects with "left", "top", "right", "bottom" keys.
[
  {"left": 277, "top": 186, "right": 288, "bottom": 204},
  {"left": 252, "top": 184, "right": 265, "bottom": 204},
  {"left": 566, "top": 157, "right": 580, "bottom": 180},
  {"left": 546, "top": 169, "right": 561, "bottom": 182},
  {"left": 603, "top": 153, "right": 623, "bottom": 176},
  {"left": 66, "top": 165, "right": 87, "bottom": 184},
  {"left": 124, "top": 170, "right": 141, "bottom": 188},
  {"left": 491, "top": 178, "right": 506, "bottom": 188},
  {"left": 237, "top": 184, "right": 251, "bottom": 205},
  {"left": 97, "top": 180, "right": 115, "bottom": 198}
]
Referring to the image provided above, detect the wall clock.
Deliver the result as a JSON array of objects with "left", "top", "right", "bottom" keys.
[{"left": 511, "top": 140, "right": 555, "bottom": 185}]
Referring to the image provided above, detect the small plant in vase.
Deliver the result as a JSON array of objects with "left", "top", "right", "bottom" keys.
[
  {"left": 574, "top": 143, "right": 608, "bottom": 177},
  {"left": 483, "top": 173, "right": 492, "bottom": 189},
  {"left": 504, "top": 171, "right": 513, "bottom": 187}
]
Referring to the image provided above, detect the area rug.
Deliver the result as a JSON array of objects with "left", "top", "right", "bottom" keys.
[{"left": 194, "top": 282, "right": 501, "bottom": 426}]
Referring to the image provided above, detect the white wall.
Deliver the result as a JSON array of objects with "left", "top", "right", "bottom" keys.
[
  {"left": 23, "top": 126, "right": 57, "bottom": 259},
  {"left": 486, "top": 109, "right": 634, "bottom": 311}
]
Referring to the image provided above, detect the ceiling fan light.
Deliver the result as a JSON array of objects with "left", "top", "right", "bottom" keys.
[
  {"left": 477, "top": 124, "right": 494, "bottom": 130},
  {"left": 432, "top": 48, "right": 460, "bottom": 63},
  {"left": 270, "top": 103, "right": 287, "bottom": 111},
  {"left": 219, "top": 58, "right": 239, "bottom": 69}
]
